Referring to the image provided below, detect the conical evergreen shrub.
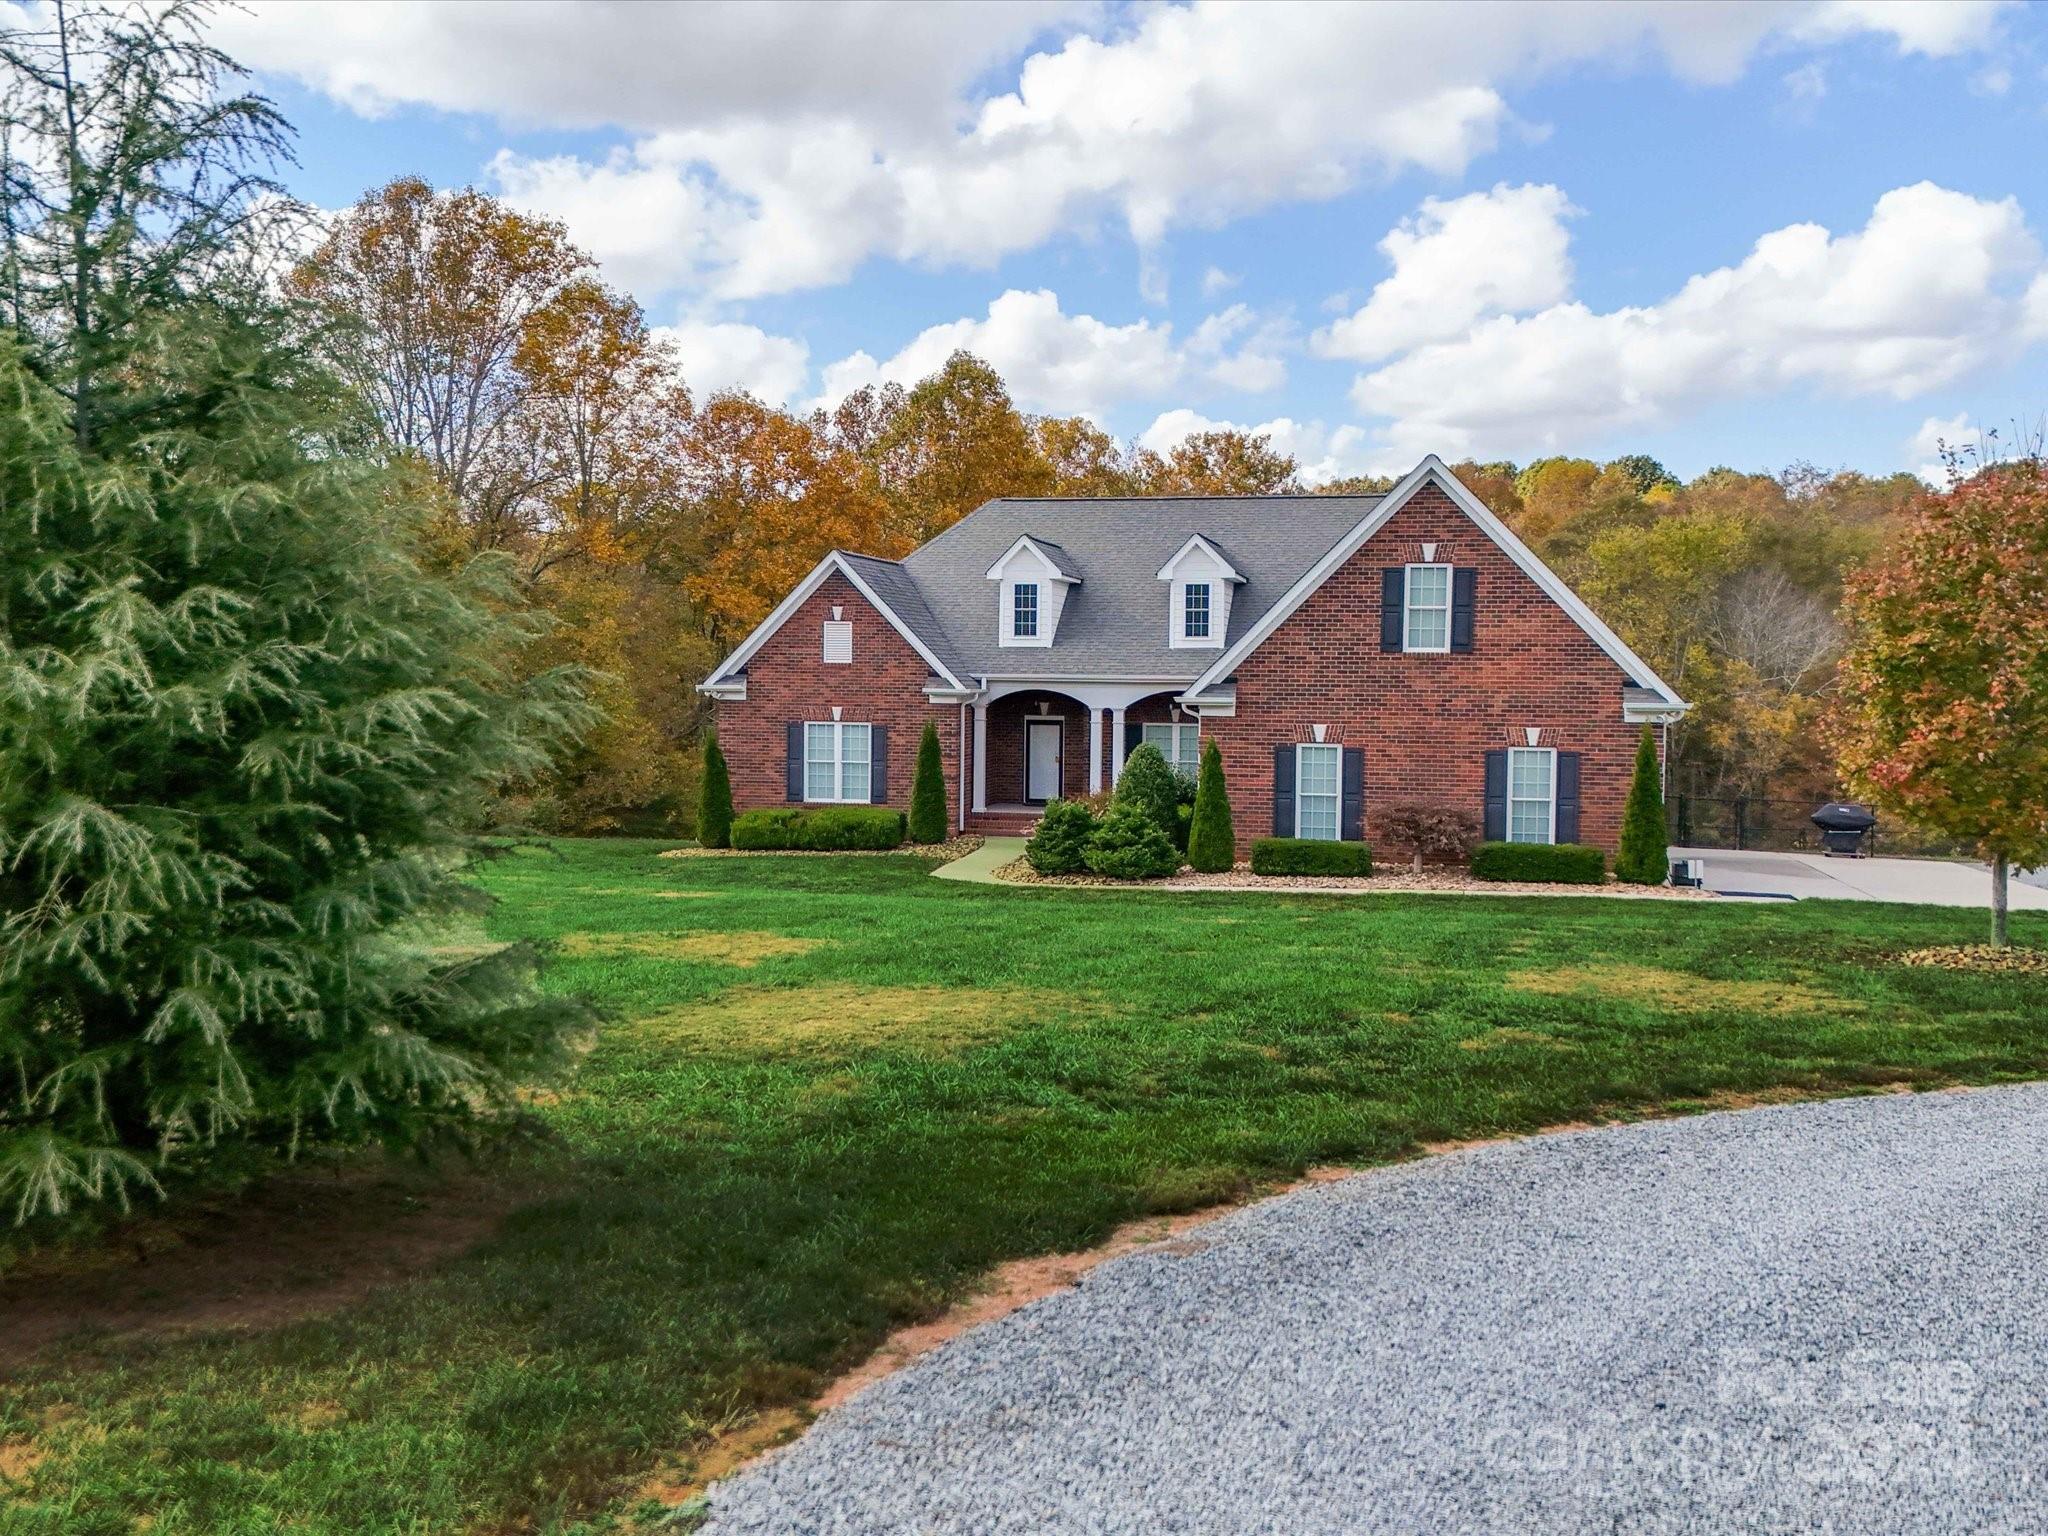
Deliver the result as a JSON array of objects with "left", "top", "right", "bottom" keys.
[
  {"left": 1186, "top": 739, "right": 1236, "bottom": 872},
  {"left": 1615, "top": 726, "right": 1670, "bottom": 885},
  {"left": 1113, "top": 743, "right": 1182, "bottom": 847},
  {"left": 697, "top": 731, "right": 734, "bottom": 848},
  {"left": 908, "top": 722, "right": 948, "bottom": 843}
]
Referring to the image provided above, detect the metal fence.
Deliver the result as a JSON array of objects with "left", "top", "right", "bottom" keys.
[{"left": 1668, "top": 794, "right": 1969, "bottom": 858}]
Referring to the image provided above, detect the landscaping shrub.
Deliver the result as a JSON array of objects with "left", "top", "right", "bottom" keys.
[
  {"left": 1114, "top": 742, "right": 1183, "bottom": 848},
  {"left": 1615, "top": 726, "right": 1669, "bottom": 884},
  {"left": 908, "top": 722, "right": 948, "bottom": 844},
  {"left": 1470, "top": 841, "right": 1606, "bottom": 884},
  {"left": 1027, "top": 798, "right": 1097, "bottom": 874},
  {"left": 1250, "top": 837, "right": 1374, "bottom": 877},
  {"left": 799, "top": 806, "right": 908, "bottom": 850},
  {"left": 1379, "top": 802, "right": 1480, "bottom": 873},
  {"left": 1186, "top": 738, "right": 1236, "bottom": 873},
  {"left": 1084, "top": 801, "right": 1182, "bottom": 879},
  {"left": 731, "top": 808, "right": 808, "bottom": 850},
  {"left": 729, "top": 806, "right": 906, "bottom": 851},
  {"left": 696, "top": 730, "right": 734, "bottom": 849}
]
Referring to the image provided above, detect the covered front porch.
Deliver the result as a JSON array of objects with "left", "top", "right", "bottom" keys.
[{"left": 963, "top": 680, "right": 1207, "bottom": 828}]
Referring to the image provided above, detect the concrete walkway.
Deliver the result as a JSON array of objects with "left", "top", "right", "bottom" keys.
[
  {"left": 1676, "top": 848, "right": 2048, "bottom": 909},
  {"left": 931, "top": 836, "right": 1028, "bottom": 884}
]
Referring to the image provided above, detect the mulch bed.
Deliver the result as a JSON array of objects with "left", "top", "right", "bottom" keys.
[
  {"left": 995, "top": 857, "right": 1714, "bottom": 899},
  {"left": 658, "top": 836, "right": 983, "bottom": 862}
]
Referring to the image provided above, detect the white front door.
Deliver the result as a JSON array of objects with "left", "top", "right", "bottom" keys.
[{"left": 1026, "top": 719, "right": 1063, "bottom": 803}]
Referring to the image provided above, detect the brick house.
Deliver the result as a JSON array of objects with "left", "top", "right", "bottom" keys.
[{"left": 698, "top": 457, "right": 1689, "bottom": 855}]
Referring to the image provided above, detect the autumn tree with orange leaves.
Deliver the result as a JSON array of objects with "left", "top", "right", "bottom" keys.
[{"left": 1836, "top": 459, "right": 2048, "bottom": 945}]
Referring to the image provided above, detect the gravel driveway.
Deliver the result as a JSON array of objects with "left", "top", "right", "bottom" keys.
[{"left": 703, "top": 1084, "right": 2048, "bottom": 1534}]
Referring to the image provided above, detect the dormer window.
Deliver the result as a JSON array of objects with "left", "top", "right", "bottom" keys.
[
  {"left": 1157, "top": 534, "right": 1243, "bottom": 650},
  {"left": 987, "top": 536, "right": 1077, "bottom": 648}
]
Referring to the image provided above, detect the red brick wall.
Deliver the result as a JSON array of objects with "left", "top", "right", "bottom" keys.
[
  {"left": 1205, "top": 484, "right": 1650, "bottom": 856},
  {"left": 714, "top": 573, "right": 959, "bottom": 822}
]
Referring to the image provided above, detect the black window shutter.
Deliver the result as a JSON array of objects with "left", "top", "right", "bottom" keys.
[
  {"left": 1125, "top": 726, "right": 1143, "bottom": 765},
  {"left": 1341, "top": 747, "right": 1365, "bottom": 842},
  {"left": 1271, "top": 745, "right": 1295, "bottom": 838},
  {"left": 1555, "top": 750, "right": 1581, "bottom": 844},
  {"left": 786, "top": 722, "right": 804, "bottom": 802},
  {"left": 1450, "top": 568, "right": 1477, "bottom": 653},
  {"left": 1482, "top": 748, "right": 1507, "bottom": 841},
  {"left": 870, "top": 724, "right": 889, "bottom": 804},
  {"left": 1380, "top": 568, "right": 1405, "bottom": 652}
]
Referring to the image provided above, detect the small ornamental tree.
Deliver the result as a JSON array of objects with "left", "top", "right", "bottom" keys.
[
  {"left": 697, "top": 730, "right": 734, "bottom": 849},
  {"left": 1836, "top": 460, "right": 2048, "bottom": 946},
  {"left": 1186, "top": 739, "right": 1236, "bottom": 873},
  {"left": 908, "top": 722, "right": 948, "bottom": 843},
  {"left": 1615, "top": 727, "right": 1669, "bottom": 885},
  {"left": 1113, "top": 743, "right": 1182, "bottom": 848},
  {"left": 1379, "top": 803, "right": 1481, "bottom": 873}
]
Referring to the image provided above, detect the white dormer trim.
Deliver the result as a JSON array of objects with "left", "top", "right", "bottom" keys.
[
  {"left": 987, "top": 536, "right": 1077, "bottom": 649},
  {"left": 1155, "top": 534, "right": 1245, "bottom": 584},
  {"left": 1158, "top": 535, "right": 1241, "bottom": 651},
  {"left": 1184, "top": 456, "right": 1689, "bottom": 715}
]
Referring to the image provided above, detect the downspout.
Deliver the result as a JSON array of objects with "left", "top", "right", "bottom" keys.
[{"left": 957, "top": 702, "right": 967, "bottom": 833}]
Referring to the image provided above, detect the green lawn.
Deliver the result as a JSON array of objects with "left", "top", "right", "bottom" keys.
[{"left": 6, "top": 839, "right": 2047, "bottom": 1533}]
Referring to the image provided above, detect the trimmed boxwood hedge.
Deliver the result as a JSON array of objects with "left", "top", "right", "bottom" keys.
[
  {"left": 1469, "top": 840, "right": 1606, "bottom": 884},
  {"left": 1249, "top": 837, "right": 1373, "bottom": 877},
  {"left": 731, "top": 805, "right": 906, "bottom": 851}
]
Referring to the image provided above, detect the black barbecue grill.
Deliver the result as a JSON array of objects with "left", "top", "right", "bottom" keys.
[{"left": 1810, "top": 801, "right": 1878, "bottom": 857}]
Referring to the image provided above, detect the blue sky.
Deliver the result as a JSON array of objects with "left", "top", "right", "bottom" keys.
[{"left": 211, "top": 0, "right": 2047, "bottom": 483}]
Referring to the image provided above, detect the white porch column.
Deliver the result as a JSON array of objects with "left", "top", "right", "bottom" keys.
[
  {"left": 1110, "top": 707, "right": 1127, "bottom": 787},
  {"left": 1087, "top": 706, "right": 1104, "bottom": 794},
  {"left": 972, "top": 702, "right": 989, "bottom": 813}
]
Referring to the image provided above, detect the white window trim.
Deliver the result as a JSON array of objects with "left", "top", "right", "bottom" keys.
[
  {"left": 1295, "top": 741, "right": 1342, "bottom": 841},
  {"left": 1011, "top": 581, "right": 1040, "bottom": 641},
  {"left": 803, "top": 720, "right": 873, "bottom": 804},
  {"left": 1403, "top": 562, "right": 1452, "bottom": 654},
  {"left": 1507, "top": 745, "right": 1557, "bottom": 845},
  {"left": 821, "top": 620, "right": 852, "bottom": 664},
  {"left": 1142, "top": 721, "right": 1200, "bottom": 778},
  {"left": 1182, "top": 582, "right": 1212, "bottom": 642}
]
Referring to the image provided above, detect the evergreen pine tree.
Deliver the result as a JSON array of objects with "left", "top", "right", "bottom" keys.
[
  {"left": 0, "top": 4, "right": 596, "bottom": 1223},
  {"left": 696, "top": 730, "right": 734, "bottom": 848},
  {"left": 1186, "top": 739, "right": 1236, "bottom": 873},
  {"left": 908, "top": 722, "right": 947, "bottom": 843},
  {"left": 1615, "top": 726, "right": 1670, "bottom": 885}
]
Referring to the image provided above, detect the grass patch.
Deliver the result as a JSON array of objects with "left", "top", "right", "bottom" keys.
[
  {"left": 633, "top": 981, "right": 1084, "bottom": 1058},
  {"left": 1506, "top": 962, "right": 1856, "bottom": 1016},
  {"left": 3, "top": 838, "right": 2044, "bottom": 1533},
  {"left": 560, "top": 929, "right": 826, "bottom": 967}
]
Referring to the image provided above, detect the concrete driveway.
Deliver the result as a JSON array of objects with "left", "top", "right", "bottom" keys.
[
  {"left": 1675, "top": 847, "right": 2048, "bottom": 908},
  {"left": 705, "top": 1085, "right": 2048, "bottom": 1535}
]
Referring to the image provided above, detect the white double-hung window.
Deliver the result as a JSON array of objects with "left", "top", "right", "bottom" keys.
[
  {"left": 1404, "top": 563, "right": 1452, "bottom": 652},
  {"left": 1295, "top": 743, "right": 1341, "bottom": 840},
  {"left": 1012, "top": 582, "right": 1039, "bottom": 639},
  {"left": 804, "top": 721, "right": 872, "bottom": 803},
  {"left": 1183, "top": 582, "right": 1211, "bottom": 640},
  {"left": 1508, "top": 746, "right": 1555, "bottom": 843},
  {"left": 1142, "top": 722, "right": 1200, "bottom": 779}
]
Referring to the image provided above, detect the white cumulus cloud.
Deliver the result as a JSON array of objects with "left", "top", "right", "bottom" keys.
[
  {"left": 1313, "top": 184, "right": 1577, "bottom": 364},
  {"left": 1347, "top": 182, "right": 2042, "bottom": 460},
  {"left": 1139, "top": 408, "right": 1379, "bottom": 487},
  {"left": 654, "top": 319, "right": 810, "bottom": 407}
]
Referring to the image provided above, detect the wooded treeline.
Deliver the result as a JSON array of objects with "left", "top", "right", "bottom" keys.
[{"left": 295, "top": 178, "right": 1924, "bottom": 833}]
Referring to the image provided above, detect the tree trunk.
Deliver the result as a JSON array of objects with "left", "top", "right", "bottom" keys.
[{"left": 1992, "top": 854, "right": 2010, "bottom": 949}]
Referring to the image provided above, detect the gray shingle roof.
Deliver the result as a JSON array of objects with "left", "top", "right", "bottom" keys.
[{"left": 871, "top": 495, "right": 1381, "bottom": 680}]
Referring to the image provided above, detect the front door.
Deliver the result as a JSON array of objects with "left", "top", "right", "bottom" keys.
[{"left": 1025, "top": 719, "right": 1063, "bottom": 804}]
